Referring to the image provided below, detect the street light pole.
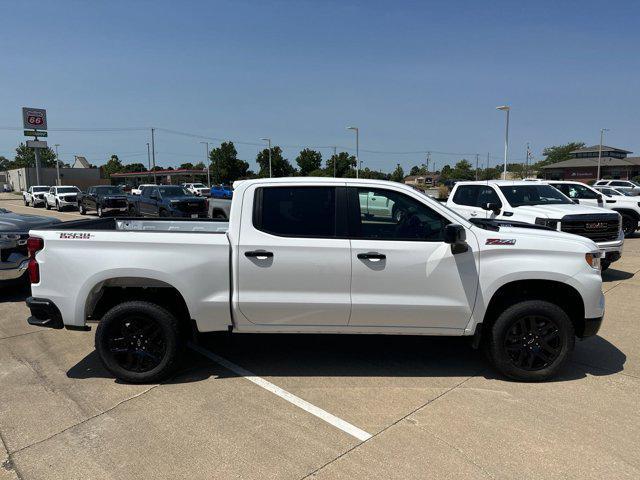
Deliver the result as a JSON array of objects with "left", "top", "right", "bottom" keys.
[
  {"left": 597, "top": 128, "right": 610, "bottom": 181},
  {"left": 151, "top": 128, "right": 157, "bottom": 184},
  {"left": 260, "top": 138, "right": 272, "bottom": 177},
  {"left": 346, "top": 126, "right": 359, "bottom": 178},
  {"left": 200, "top": 141, "right": 211, "bottom": 186},
  {"left": 332, "top": 146, "right": 337, "bottom": 177},
  {"left": 146, "top": 142, "right": 151, "bottom": 181},
  {"left": 54, "top": 144, "right": 61, "bottom": 185},
  {"left": 496, "top": 105, "right": 510, "bottom": 180}
]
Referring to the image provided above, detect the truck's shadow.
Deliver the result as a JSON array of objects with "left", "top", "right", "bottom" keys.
[{"left": 67, "top": 331, "right": 626, "bottom": 384}]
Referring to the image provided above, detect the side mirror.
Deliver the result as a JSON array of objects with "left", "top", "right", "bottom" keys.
[
  {"left": 573, "top": 199, "right": 580, "bottom": 204},
  {"left": 444, "top": 224, "right": 466, "bottom": 245},
  {"left": 484, "top": 202, "right": 501, "bottom": 215},
  {"left": 596, "top": 194, "right": 603, "bottom": 201}
]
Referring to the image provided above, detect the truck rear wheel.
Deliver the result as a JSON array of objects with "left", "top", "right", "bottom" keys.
[
  {"left": 486, "top": 300, "right": 574, "bottom": 382},
  {"left": 79, "top": 203, "right": 86, "bottom": 215},
  {"left": 95, "top": 301, "right": 181, "bottom": 383}
]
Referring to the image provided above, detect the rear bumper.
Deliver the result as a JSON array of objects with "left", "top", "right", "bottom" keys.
[
  {"left": 0, "top": 257, "right": 29, "bottom": 281},
  {"left": 26, "top": 297, "right": 90, "bottom": 331}
]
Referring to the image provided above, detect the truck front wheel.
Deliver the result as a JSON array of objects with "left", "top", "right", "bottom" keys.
[
  {"left": 95, "top": 301, "right": 181, "bottom": 383},
  {"left": 486, "top": 300, "right": 575, "bottom": 382}
]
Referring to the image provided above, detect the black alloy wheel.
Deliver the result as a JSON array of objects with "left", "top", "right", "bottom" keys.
[
  {"left": 621, "top": 214, "right": 636, "bottom": 237},
  {"left": 503, "top": 315, "right": 561, "bottom": 371},
  {"left": 105, "top": 315, "right": 167, "bottom": 373}
]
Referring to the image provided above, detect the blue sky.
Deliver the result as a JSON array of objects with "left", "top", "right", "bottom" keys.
[{"left": 1, "top": 0, "right": 639, "bottom": 173}]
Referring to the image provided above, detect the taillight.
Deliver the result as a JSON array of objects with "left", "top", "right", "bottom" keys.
[{"left": 27, "top": 236, "right": 44, "bottom": 284}]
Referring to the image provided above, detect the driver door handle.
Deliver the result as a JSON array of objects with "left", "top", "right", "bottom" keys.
[
  {"left": 245, "top": 250, "right": 274, "bottom": 259},
  {"left": 357, "top": 252, "right": 386, "bottom": 261}
]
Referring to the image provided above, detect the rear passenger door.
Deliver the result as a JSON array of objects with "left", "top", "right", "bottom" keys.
[
  {"left": 450, "top": 185, "right": 488, "bottom": 219},
  {"left": 237, "top": 184, "right": 351, "bottom": 326}
]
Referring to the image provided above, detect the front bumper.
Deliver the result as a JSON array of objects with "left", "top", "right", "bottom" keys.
[
  {"left": 577, "top": 316, "right": 603, "bottom": 338},
  {"left": 26, "top": 297, "right": 90, "bottom": 331},
  {"left": 172, "top": 210, "right": 208, "bottom": 218},
  {"left": 596, "top": 234, "right": 624, "bottom": 263}
]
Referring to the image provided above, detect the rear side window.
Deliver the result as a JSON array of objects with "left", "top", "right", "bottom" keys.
[
  {"left": 452, "top": 185, "right": 480, "bottom": 206},
  {"left": 254, "top": 187, "right": 337, "bottom": 237},
  {"left": 611, "top": 181, "right": 629, "bottom": 187}
]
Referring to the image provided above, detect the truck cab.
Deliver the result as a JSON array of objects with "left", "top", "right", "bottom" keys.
[{"left": 446, "top": 180, "right": 624, "bottom": 269}]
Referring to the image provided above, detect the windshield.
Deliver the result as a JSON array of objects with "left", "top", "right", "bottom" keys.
[
  {"left": 192, "top": 184, "right": 206, "bottom": 189},
  {"left": 159, "top": 186, "right": 191, "bottom": 197},
  {"left": 57, "top": 187, "right": 79, "bottom": 193},
  {"left": 95, "top": 187, "right": 124, "bottom": 195},
  {"left": 414, "top": 189, "right": 472, "bottom": 226},
  {"left": 499, "top": 185, "right": 572, "bottom": 207},
  {"left": 33, "top": 187, "right": 49, "bottom": 192}
]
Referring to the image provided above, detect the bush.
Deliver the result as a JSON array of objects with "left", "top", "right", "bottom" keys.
[{"left": 437, "top": 185, "right": 449, "bottom": 200}]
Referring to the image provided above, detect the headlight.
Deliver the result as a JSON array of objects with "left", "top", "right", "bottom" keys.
[
  {"left": 585, "top": 252, "right": 601, "bottom": 270},
  {"left": 534, "top": 218, "right": 559, "bottom": 229}
]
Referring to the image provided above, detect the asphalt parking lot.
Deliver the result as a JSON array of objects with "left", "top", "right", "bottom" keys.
[{"left": 1, "top": 197, "right": 640, "bottom": 479}]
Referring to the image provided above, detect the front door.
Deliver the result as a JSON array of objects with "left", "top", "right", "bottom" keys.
[
  {"left": 237, "top": 184, "right": 351, "bottom": 326},
  {"left": 348, "top": 186, "right": 479, "bottom": 329}
]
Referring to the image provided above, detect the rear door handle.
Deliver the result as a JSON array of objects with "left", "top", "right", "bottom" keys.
[
  {"left": 245, "top": 250, "right": 274, "bottom": 259},
  {"left": 357, "top": 252, "right": 386, "bottom": 261}
]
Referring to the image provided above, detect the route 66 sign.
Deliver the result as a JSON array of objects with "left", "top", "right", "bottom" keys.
[{"left": 22, "top": 107, "right": 47, "bottom": 130}]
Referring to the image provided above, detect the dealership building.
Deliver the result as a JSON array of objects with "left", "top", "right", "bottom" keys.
[{"left": 541, "top": 145, "right": 640, "bottom": 182}]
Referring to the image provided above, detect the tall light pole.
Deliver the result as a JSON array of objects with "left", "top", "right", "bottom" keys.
[
  {"left": 260, "top": 138, "right": 272, "bottom": 177},
  {"left": 346, "top": 126, "right": 359, "bottom": 178},
  {"left": 597, "top": 128, "right": 610, "bottom": 181},
  {"left": 151, "top": 128, "right": 157, "bottom": 184},
  {"left": 54, "top": 144, "right": 61, "bottom": 185},
  {"left": 146, "top": 142, "right": 151, "bottom": 181},
  {"left": 496, "top": 105, "right": 510, "bottom": 179},
  {"left": 199, "top": 141, "right": 211, "bottom": 186}
]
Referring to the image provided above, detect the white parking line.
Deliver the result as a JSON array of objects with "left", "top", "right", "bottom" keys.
[
  {"left": 189, "top": 343, "right": 372, "bottom": 442},
  {"left": 2, "top": 201, "right": 85, "bottom": 219}
]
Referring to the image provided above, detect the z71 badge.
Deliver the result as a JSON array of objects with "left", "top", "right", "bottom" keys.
[
  {"left": 59, "top": 232, "right": 94, "bottom": 240},
  {"left": 486, "top": 238, "right": 516, "bottom": 245}
]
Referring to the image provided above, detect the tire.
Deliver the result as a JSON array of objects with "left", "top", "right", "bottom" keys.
[
  {"left": 79, "top": 203, "right": 86, "bottom": 215},
  {"left": 485, "top": 300, "right": 575, "bottom": 382},
  {"left": 95, "top": 301, "right": 181, "bottom": 383},
  {"left": 55, "top": 200, "right": 60, "bottom": 211},
  {"left": 159, "top": 209, "right": 169, "bottom": 217},
  {"left": 45, "top": 201, "right": 51, "bottom": 210},
  {"left": 97, "top": 205, "right": 104, "bottom": 218},
  {"left": 601, "top": 260, "right": 611, "bottom": 272},
  {"left": 621, "top": 214, "right": 636, "bottom": 237},
  {"left": 24, "top": 197, "right": 28, "bottom": 206}
]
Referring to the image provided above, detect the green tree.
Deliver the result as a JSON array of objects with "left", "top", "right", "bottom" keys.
[
  {"left": 478, "top": 167, "right": 501, "bottom": 180},
  {"left": 13, "top": 143, "right": 57, "bottom": 168},
  {"left": 451, "top": 159, "right": 475, "bottom": 180},
  {"left": 123, "top": 163, "right": 146, "bottom": 172},
  {"left": 438, "top": 164, "right": 452, "bottom": 181},
  {"left": 193, "top": 162, "right": 206, "bottom": 170},
  {"left": 539, "top": 142, "right": 585, "bottom": 167},
  {"left": 179, "top": 162, "right": 194, "bottom": 170},
  {"left": 326, "top": 151, "right": 356, "bottom": 177},
  {"left": 296, "top": 149, "right": 323, "bottom": 176},
  {"left": 409, "top": 163, "right": 429, "bottom": 176},
  {"left": 102, "top": 155, "right": 124, "bottom": 177},
  {"left": 256, "top": 146, "right": 295, "bottom": 177},
  {"left": 359, "top": 168, "right": 388, "bottom": 180},
  {"left": 0, "top": 155, "right": 11, "bottom": 170},
  {"left": 210, "top": 141, "right": 250, "bottom": 184},
  {"left": 390, "top": 164, "right": 405, "bottom": 183}
]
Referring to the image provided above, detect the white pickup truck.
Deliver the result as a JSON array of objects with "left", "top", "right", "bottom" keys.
[
  {"left": 446, "top": 180, "right": 624, "bottom": 270},
  {"left": 25, "top": 178, "right": 605, "bottom": 383},
  {"left": 22, "top": 186, "right": 50, "bottom": 207}
]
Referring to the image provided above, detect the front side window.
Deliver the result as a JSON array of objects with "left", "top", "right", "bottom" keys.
[
  {"left": 351, "top": 188, "right": 449, "bottom": 241},
  {"left": 255, "top": 187, "right": 337, "bottom": 237},
  {"left": 499, "top": 185, "right": 572, "bottom": 207},
  {"left": 476, "top": 186, "right": 502, "bottom": 208}
]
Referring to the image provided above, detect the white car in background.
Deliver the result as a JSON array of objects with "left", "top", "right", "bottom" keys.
[
  {"left": 594, "top": 180, "right": 640, "bottom": 196},
  {"left": 542, "top": 180, "right": 639, "bottom": 237},
  {"left": 44, "top": 186, "right": 81, "bottom": 211},
  {"left": 23, "top": 186, "right": 50, "bottom": 207},
  {"left": 131, "top": 184, "right": 156, "bottom": 195},
  {"left": 182, "top": 183, "right": 210, "bottom": 196}
]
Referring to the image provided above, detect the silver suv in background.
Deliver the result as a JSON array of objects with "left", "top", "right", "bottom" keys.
[{"left": 594, "top": 180, "right": 640, "bottom": 196}]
